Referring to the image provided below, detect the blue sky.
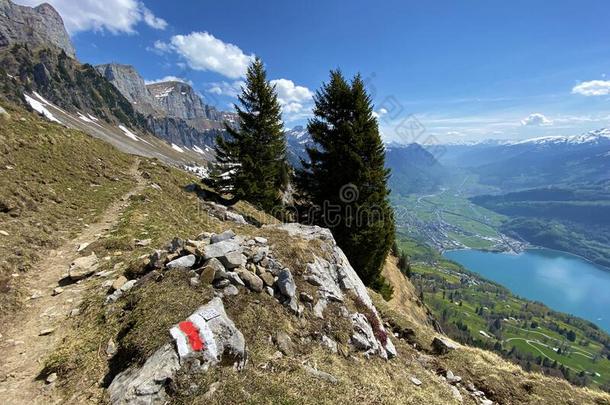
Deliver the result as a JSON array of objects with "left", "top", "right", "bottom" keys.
[{"left": 16, "top": 0, "right": 610, "bottom": 143}]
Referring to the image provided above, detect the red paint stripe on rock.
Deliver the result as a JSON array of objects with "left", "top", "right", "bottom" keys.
[{"left": 178, "top": 321, "right": 205, "bottom": 351}]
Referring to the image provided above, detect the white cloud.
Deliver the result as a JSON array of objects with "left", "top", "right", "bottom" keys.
[
  {"left": 269, "top": 79, "right": 313, "bottom": 121},
  {"left": 571, "top": 80, "right": 610, "bottom": 96},
  {"left": 373, "top": 107, "right": 388, "bottom": 119},
  {"left": 145, "top": 76, "right": 192, "bottom": 86},
  {"left": 206, "top": 81, "right": 245, "bottom": 98},
  {"left": 446, "top": 131, "right": 465, "bottom": 137},
  {"left": 155, "top": 32, "right": 255, "bottom": 79},
  {"left": 521, "top": 113, "right": 553, "bottom": 126},
  {"left": 14, "top": 0, "right": 167, "bottom": 34}
]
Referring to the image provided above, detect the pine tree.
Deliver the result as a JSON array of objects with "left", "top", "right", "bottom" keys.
[
  {"left": 211, "top": 57, "right": 289, "bottom": 212},
  {"left": 297, "top": 70, "right": 395, "bottom": 294}
]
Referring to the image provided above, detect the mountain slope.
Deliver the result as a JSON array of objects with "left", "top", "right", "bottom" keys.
[
  {"left": 2, "top": 101, "right": 610, "bottom": 404},
  {"left": 435, "top": 129, "right": 610, "bottom": 191},
  {"left": 0, "top": 0, "right": 75, "bottom": 58},
  {"left": 386, "top": 143, "right": 450, "bottom": 195}
]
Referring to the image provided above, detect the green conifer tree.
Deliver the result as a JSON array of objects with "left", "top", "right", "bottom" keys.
[
  {"left": 211, "top": 57, "right": 289, "bottom": 212},
  {"left": 297, "top": 70, "right": 395, "bottom": 295}
]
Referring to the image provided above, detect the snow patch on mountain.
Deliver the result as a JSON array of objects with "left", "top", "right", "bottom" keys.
[
  {"left": 24, "top": 93, "right": 61, "bottom": 124},
  {"left": 118, "top": 125, "right": 139, "bottom": 141},
  {"left": 171, "top": 143, "right": 185, "bottom": 153}
]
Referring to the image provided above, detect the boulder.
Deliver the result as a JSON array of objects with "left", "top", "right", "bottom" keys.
[
  {"left": 235, "top": 267, "right": 263, "bottom": 293},
  {"left": 313, "top": 298, "right": 327, "bottom": 319},
  {"left": 276, "top": 268, "right": 296, "bottom": 298},
  {"left": 148, "top": 250, "right": 168, "bottom": 269},
  {"left": 302, "top": 364, "right": 338, "bottom": 384},
  {"left": 431, "top": 336, "right": 459, "bottom": 355},
  {"left": 223, "top": 285, "right": 239, "bottom": 296},
  {"left": 200, "top": 240, "right": 241, "bottom": 260},
  {"left": 111, "top": 276, "right": 128, "bottom": 292},
  {"left": 210, "top": 229, "right": 235, "bottom": 244},
  {"left": 254, "top": 236, "right": 268, "bottom": 245},
  {"left": 108, "top": 343, "right": 180, "bottom": 404},
  {"left": 68, "top": 253, "right": 99, "bottom": 281},
  {"left": 226, "top": 271, "right": 245, "bottom": 287},
  {"left": 259, "top": 271, "right": 275, "bottom": 287},
  {"left": 321, "top": 335, "right": 338, "bottom": 354},
  {"left": 200, "top": 266, "right": 216, "bottom": 284},
  {"left": 273, "top": 331, "right": 293, "bottom": 356},
  {"left": 109, "top": 298, "right": 246, "bottom": 404},
  {"left": 350, "top": 313, "right": 385, "bottom": 358},
  {"left": 219, "top": 251, "right": 243, "bottom": 269},
  {"left": 166, "top": 254, "right": 196, "bottom": 269}
]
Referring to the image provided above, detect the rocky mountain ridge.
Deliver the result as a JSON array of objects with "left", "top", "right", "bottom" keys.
[
  {"left": 0, "top": 0, "right": 75, "bottom": 58},
  {"left": 96, "top": 63, "right": 238, "bottom": 149}
]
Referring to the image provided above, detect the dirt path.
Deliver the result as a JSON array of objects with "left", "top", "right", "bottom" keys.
[{"left": 0, "top": 159, "right": 145, "bottom": 404}]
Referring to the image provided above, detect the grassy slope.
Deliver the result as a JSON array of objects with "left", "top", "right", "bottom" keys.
[
  {"left": 3, "top": 104, "right": 609, "bottom": 404},
  {"left": 0, "top": 103, "right": 135, "bottom": 318},
  {"left": 397, "top": 234, "right": 610, "bottom": 391}
]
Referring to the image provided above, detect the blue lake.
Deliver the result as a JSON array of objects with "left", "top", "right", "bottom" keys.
[{"left": 443, "top": 248, "right": 610, "bottom": 333}]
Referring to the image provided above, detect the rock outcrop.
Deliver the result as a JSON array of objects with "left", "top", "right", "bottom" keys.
[
  {"left": 108, "top": 298, "right": 246, "bottom": 404},
  {"left": 0, "top": 0, "right": 75, "bottom": 58},
  {"left": 95, "top": 64, "right": 159, "bottom": 115}
]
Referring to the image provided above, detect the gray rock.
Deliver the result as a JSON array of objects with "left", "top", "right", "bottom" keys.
[
  {"left": 111, "top": 276, "right": 128, "bottom": 292},
  {"left": 274, "top": 331, "right": 293, "bottom": 356},
  {"left": 446, "top": 370, "right": 462, "bottom": 384},
  {"left": 276, "top": 268, "right": 296, "bottom": 298},
  {"left": 52, "top": 287, "right": 63, "bottom": 296},
  {"left": 135, "top": 238, "right": 151, "bottom": 247},
  {"left": 166, "top": 254, "right": 196, "bottom": 269},
  {"left": 410, "top": 377, "right": 422, "bottom": 386},
  {"left": 351, "top": 313, "right": 383, "bottom": 357},
  {"left": 321, "top": 335, "right": 338, "bottom": 354},
  {"left": 313, "top": 298, "right": 327, "bottom": 319},
  {"left": 148, "top": 250, "right": 167, "bottom": 269},
  {"left": 106, "top": 339, "right": 117, "bottom": 357},
  {"left": 109, "top": 298, "right": 246, "bottom": 404},
  {"left": 0, "top": 1, "right": 75, "bottom": 57},
  {"left": 265, "top": 286, "right": 274, "bottom": 297},
  {"left": 251, "top": 246, "right": 269, "bottom": 263},
  {"left": 201, "top": 240, "right": 241, "bottom": 260},
  {"left": 68, "top": 253, "right": 99, "bottom": 281},
  {"left": 189, "top": 276, "right": 200, "bottom": 287},
  {"left": 450, "top": 385, "right": 463, "bottom": 402},
  {"left": 226, "top": 271, "right": 245, "bottom": 286},
  {"left": 196, "top": 262, "right": 215, "bottom": 283},
  {"left": 302, "top": 364, "right": 338, "bottom": 384},
  {"left": 259, "top": 271, "right": 275, "bottom": 287},
  {"left": 431, "top": 336, "right": 459, "bottom": 355},
  {"left": 223, "top": 285, "right": 239, "bottom": 296},
  {"left": 235, "top": 268, "right": 263, "bottom": 293},
  {"left": 254, "top": 236, "right": 268, "bottom": 245},
  {"left": 210, "top": 229, "right": 236, "bottom": 244},
  {"left": 202, "top": 258, "right": 226, "bottom": 277},
  {"left": 384, "top": 337, "right": 398, "bottom": 359},
  {"left": 45, "top": 373, "right": 57, "bottom": 384},
  {"left": 299, "top": 292, "right": 314, "bottom": 303},
  {"left": 96, "top": 64, "right": 159, "bottom": 115},
  {"left": 39, "top": 328, "right": 54, "bottom": 336},
  {"left": 219, "top": 251, "right": 243, "bottom": 269},
  {"left": 109, "top": 343, "right": 179, "bottom": 404},
  {"left": 214, "top": 279, "right": 230, "bottom": 289}
]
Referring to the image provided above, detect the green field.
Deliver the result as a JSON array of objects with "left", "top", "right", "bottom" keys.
[
  {"left": 397, "top": 235, "right": 610, "bottom": 391},
  {"left": 392, "top": 188, "right": 513, "bottom": 251}
]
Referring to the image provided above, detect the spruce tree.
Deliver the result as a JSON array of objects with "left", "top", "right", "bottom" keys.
[
  {"left": 211, "top": 57, "right": 289, "bottom": 212},
  {"left": 297, "top": 71, "right": 395, "bottom": 294}
]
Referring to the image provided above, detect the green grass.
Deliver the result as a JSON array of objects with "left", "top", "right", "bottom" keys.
[
  {"left": 398, "top": 233, "right": 610, "bottom": 390},
  {"left": 0, "top": 104, "right": 135, "bottom": 319}
]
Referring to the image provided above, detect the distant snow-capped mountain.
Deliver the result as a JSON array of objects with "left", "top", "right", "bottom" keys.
[{"left": 510, "top": 128, "right": 610, "bottom": 146}]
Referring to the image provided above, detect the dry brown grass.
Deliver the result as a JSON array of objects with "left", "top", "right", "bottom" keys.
[{"left": 0, "top": 104, "right": 135, "bottom": 321}]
